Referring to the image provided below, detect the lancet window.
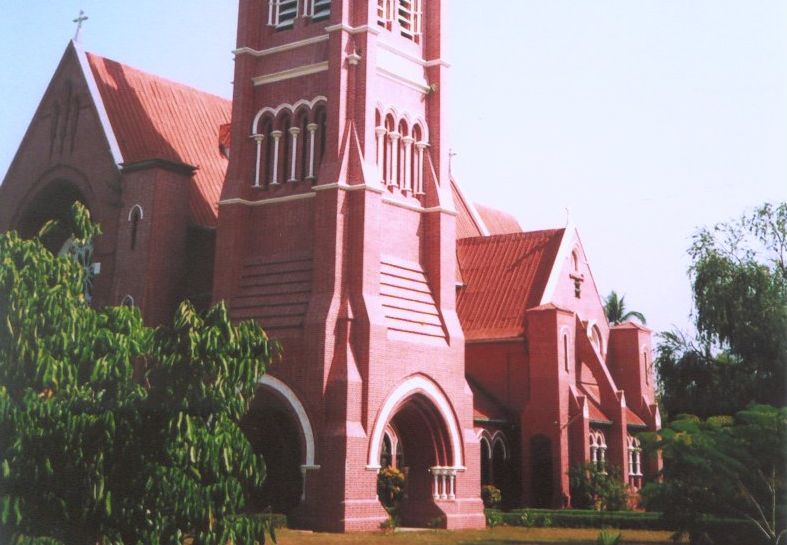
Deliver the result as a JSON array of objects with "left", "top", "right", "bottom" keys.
[
  {"left": 375, "top": 109, "right": 428, "bottom": 196},
  {"left": 627, "top": 435, "right": 643, "bottom": 487},
  {"left": 251, "top": 98, "right": 327, "bottom": 188},
  {"left": 589, "top": 430, "right": 607, "bottom": 471}
]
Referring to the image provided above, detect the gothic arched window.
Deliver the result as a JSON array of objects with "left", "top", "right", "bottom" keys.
[{"left": 128, "top": 205, "right": 143, "bottom": 251}]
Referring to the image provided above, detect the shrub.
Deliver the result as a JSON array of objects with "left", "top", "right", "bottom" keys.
[
  {"left": 569, "top": 463, "right": 630, "bottom": 511},
  {"left": 377, "top": 467, "right": 406, "bottom": 509},
  {"left": 481, "top": 485, "right": 502, "bottom": 509},
  {"left": 485, "top": 511, "right": 504, "bottom": 528}
]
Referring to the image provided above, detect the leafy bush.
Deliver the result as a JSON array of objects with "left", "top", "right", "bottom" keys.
[
  {"left": 481, "top": 485, "right": 502, "bottom": 509},
  {"left": 0, "top": 204, "right": 278, "bottom": 545},
  {"left": 569, "top": 463, "right": 630, "bottom": 511},
  {"left": 377, "top": 467, "right": 406, "bottom": 509},
  {"left": 485, "top": 511, "right": 504, "bottom": 528}
]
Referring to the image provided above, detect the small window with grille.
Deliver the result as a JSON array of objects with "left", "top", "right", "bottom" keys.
[
  {"left": 269, "top": 0, "right": 299, "bottom": 29},
  {"left": 309, "top": 0, "right": 331, "bottom": 20},
  {"left": 397, "top": 0, "right": 422, "bottom": 42},
  {"left": 377, "top": 0, "right": 393, "bottom": 29}
]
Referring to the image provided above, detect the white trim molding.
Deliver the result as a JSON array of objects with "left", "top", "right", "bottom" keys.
[
  {"left": 73, "top": 41, "right": 124, "bottom": 166},
  {"left": 324, "top": 23, "right": 380, "bottom": 36},
  {"left": 258, "top": 375, "right": 317, "bottom": 467},
  {"left": 539, "top": 223, "right": 575, "bottom": 305},
  {"left": 377, "top": 41, "right": 449, "bottom": 68},
  {"left": 381, "top": 196, "right": 457, "bottom": 216},
  {"left": 234, "top": 35, "right": 329, "bottom": 58},
  {"left": 219, "top": 193, "right": 316, "bottom": 207},
  {"left": 376, "top": 66, "right": 431, "bottom": 94},
  {"left": 253, "top": 62, "right": 329, "bottom": 87},
  {"left": 367, "top": 375, "right": 464, "bottom": 470},
  {"left": 313, "top": 182, "right": 385, "bottom": 194},
  {"left": 127, "top": 204, "right": 144, "bottom": 221},
  {"left": 450, "top": 179, "right": 490, "bottom": 236}
]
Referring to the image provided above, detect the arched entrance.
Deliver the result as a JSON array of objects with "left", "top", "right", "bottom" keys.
[
  {"left": 16, "top": 180, "right": 88, "bottom": 252},
  {"left": 241, "top": 376, "right": 317, "bottom": 516},
  {"left": 368, "top": 375, "right": 464, "bottom": 528}
]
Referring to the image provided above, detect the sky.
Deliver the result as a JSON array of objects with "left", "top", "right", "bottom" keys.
[{"left": 1, "top": 1, "right": 785, "bottom": 337}]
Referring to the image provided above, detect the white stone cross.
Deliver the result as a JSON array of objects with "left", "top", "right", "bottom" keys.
[{"left": 73, "top": 10, "right": 88, "bottom": 42}]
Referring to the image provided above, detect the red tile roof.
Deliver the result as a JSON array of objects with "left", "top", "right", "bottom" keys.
[
  {"left": 476, "top": 203, "right": 521, "bottom": 235},
  {"left": 456, "top": 229, "right": 565, "bottom": 340},
  {"left": 626, "top": 408, "right": 647, "bottom": 428},
  {"left": 86, "top": 53, "right": 230, "bottom": 227},
  {"left": 586, "top": 395, "right": 613, "bottom": 424}
]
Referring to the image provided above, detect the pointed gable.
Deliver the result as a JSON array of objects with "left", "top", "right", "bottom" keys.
[
  {"left": 85, "top": 53, "right": 230, "bottom": 227},
  {"left": 457, "top": 229, "right": 564, "bottom": 340}
]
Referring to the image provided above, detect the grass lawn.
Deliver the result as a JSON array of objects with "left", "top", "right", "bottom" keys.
[{"left": 275, "top": 527, "right": 684, "bottom": 544}]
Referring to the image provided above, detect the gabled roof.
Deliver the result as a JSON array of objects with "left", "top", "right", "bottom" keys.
[
  {"left": 457, "top": 229, "right": 564, "bottom": 340},
  {"left": 85, "top": 52, "right": 230, "bottom": 227}
]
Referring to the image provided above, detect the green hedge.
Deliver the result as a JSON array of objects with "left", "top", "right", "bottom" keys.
[
  {"left": 485, "top": 509, "right": 666, "bottom": 530},
  {"left": 485, "top": 508, "right": 761, "bottom": 540}
]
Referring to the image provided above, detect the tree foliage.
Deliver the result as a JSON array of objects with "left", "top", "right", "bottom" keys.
[
  {"left": 641, "top": 405, "right": 786, "bottom": 545},
  {"left": 656, "top": 202, "right": 787, "bottom": 418},
  {"left": 0, "top": 203, "right": 278, "bottom": 545},
  {"left": 603, "top": 291, "right": 646, "bottom": 325},
  {"left": 568, "top": 463, "right": 629, "bottom": 512}
]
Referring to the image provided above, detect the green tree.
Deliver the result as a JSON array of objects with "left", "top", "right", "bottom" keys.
[
  {"left": 603, "top": 291, "right": 646, "bottom": 325},
  {"left": 568, "top": 463, "right": 629, "bottom": 512},
  {"left": 0, "top": 203, "right": 278, "bottom": 545},
  {"left": 641, "top": 406, "right": 786, "bottom": 545},
  {"left": 656, "top": 202, "right": 786, "bottom": 418}
]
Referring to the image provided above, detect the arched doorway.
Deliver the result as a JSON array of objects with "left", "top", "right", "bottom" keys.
[
  {"left": 16, "top": 180, "right": 87, "bottom": 252},
  {"left": 368, "top": 376, "right": 464, "bottom": 528},
  {"left": 241, "top": 376, "right": 316, "bottom": 516},
  {"left": 531, "top": 434, "right": 553, "bottom": 508}
]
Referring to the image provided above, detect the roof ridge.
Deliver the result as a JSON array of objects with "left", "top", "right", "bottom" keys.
[
  {"left": 85, "top": 51, "right": 232, "bottom": 105},
  {"left": 457, "top": 228, "right": 564, "bottom": 244}
]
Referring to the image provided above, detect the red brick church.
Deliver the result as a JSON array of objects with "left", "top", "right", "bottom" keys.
[{"left": 0, "top": 0, "right": 660, "bottom": 531}]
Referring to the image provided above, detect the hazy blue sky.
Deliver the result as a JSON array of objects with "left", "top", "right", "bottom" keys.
[{"left": 1, "top": 1, "right": 785, "bottom": 337}]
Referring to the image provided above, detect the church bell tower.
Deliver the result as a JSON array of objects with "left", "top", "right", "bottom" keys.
[{"left": 214, "top": 0, "right": 484, "bottom": 530}]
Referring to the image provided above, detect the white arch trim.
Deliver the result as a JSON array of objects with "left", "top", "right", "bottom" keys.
[
  {"left": 127, "top": 204, "right": 144, "bottom": 221},
  {"left": 479, "top": 435, "right": 492, "bottom": 460},
  {"left": 491, "top": 431, "right": 510, "bottom": 461},
  {"left": 258, "top": 375, "right": 317, "bottom": 468},
  {"left": 367, "top": 375, "right": 464, "bottom": 470},
  {"left": 251, "top": 95, "right": 328, "bottom": 134}
]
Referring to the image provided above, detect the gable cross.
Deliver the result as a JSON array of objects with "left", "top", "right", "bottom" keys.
[{"left": 73, "top": 10, "right": 88, "bottom": 42}]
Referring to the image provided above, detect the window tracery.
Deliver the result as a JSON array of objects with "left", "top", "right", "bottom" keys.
[
  {"left": 589, "top": 430, "right": 607, "bottom": 471},
  {"left": 627, "top": 435, "right": 643, "bottom": 487}
]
